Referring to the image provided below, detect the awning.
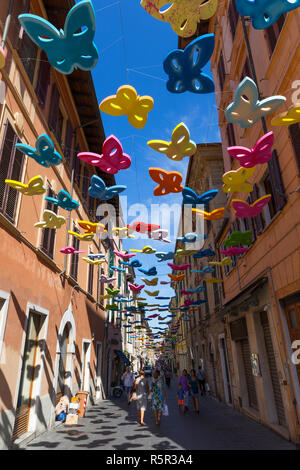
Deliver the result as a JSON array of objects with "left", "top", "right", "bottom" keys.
[{"left": 115, "top": 350, "right": 131, "bottom": 366}]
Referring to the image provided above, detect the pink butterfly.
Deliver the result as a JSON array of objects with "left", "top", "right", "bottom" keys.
[
  {"left": 148, "top": 314, "right": 159, "bottom": 319},
  {"left": 181, "top": 290, "right": 193, "bottom": 296},
  {"left": 232, "top": 195, "right": 271, "bottom": 218},
  {"left": 160, "top": 281, "right": 170, "bottom": 285},
  {"left": 228, "top": 132, "right": 274, "bottom": 168},
  {"left": 168, "top": 262, "right": 191, "bottom": 271},
  {"left": 114, "top": 250, "right": 136, "bottom": 260},
  {"left": 60, "top": 246, "right": 86, "bottom": 255},
  {"left": 100, "top": 275, "right": 116, "bottom": 283},
  {"left": 180, "top": 299, "right": 193, "bottom": 307},
  {"left": 77, "top": 135, "right": 131, "bottom": 174},
  {"left": 221, "top": 247, "right": 249, "bottom": 256},
  {"left": 128, "top": 283, "right": 145, "bottom": 292}
]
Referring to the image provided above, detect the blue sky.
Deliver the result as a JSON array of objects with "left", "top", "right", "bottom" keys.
[{"left": 90, "top": 0, "right": 220, "bottom": 330}]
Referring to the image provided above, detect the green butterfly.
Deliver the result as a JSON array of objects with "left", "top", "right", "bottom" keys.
[
  {"left": 106, "top": 287, "right": 120, "bottom": 296},
  {"left": 105, "top": 304, "right": 118, "bottom": 311},
  {"left": 224, "top": 230, "right": 252, "bottom": 248}
]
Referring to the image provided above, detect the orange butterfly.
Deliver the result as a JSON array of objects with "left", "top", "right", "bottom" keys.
[
  {"left": 192, "top": 207, "right": 225, "bottom": 220},
  {"left": 168, "top": 273, "right": 186, "bottom": 282},
  {"left": 149, "top": 168, "right": 183, "bottom": 196}
]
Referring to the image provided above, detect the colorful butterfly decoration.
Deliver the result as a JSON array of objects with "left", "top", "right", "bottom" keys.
[
  {"left": 177, "top": 232, "right": 207, "bottom": 244},
  {"left": 5, "top": 175, "right": 46, "bottom": 196},
  {"left": 138, "top": 267, "right": 158, "bottom": 276},
  {"left": 82, "top": 257, "right": 106, "bottom": 265},
  {"left": 168, "top": 273, "right": 185, "bottom": 282},
  {"left": 149, "top": 168, "right": 183, "bottom": 196},
  {"left": 77, "top": 221, "right": 107, "bottom": 234},
  {"left": 205, "top": 278, "right": 223, "bottom": 284},
  {"left": 140, "top": 0, "right": 218, "bottom": 38},
  {"left": 35, "top": 210, "right": 65, "bottom": 229},
  {"left": 209, "top": 257, "right": 233, "bottom": 267},
  {"left": 68, "top": 231, "right": 94, "bottom": 241},
  {"left": 99, "top": 85, "right": 154, "bottom": 129},
  {"left": 225, "top": 77, "right": 286, "bottom": 128},
  {"left": 88, "top": 253, "right": 106, "bottom": 260},
  {"left": 112, "top": 227, "right": 135, "bottom": 239},
  {"left": 77, "top": 135, "right": 131, "bottom": 175},
  {"left": 60, "top": 246, "right": 86, "bottom": 255},
  {"left": 224, "top": 230, "right": 253, "bottom": 247},
  {"left": 142, "top": 278, "right": 158, "bottom": 286},
  {"left": 120, "top": 260, "right": 143, "bottom": 268},
  {"left": 222, "top": 167, "right": 255, "bottom": 193},
  {"left": 127, "top": 222, "right": 160, "bottom": 234},
  {"left": 145, "top": 290, "right": 160, "bottom": 297},
  {"left": 228, "top": 132, "right": 274, "bottom": 168},
  {"left": 155, "top": 251, "right": 174, "bottom": 262},
  {"left": 114, "top": 250, "right": 136, "bottom": 260},
  {"left": 88, "top": 175, "right": 126, "bottom": 200},
  {"left": 175, "top": 249, "right": 198, "bottom": 257},
  {"left": 45, "top": 189, "right": 79, "bottom": 211},
  {"left": 110, "top": 266, "right": 126, "bottom": 273},
  {"left": 271, "top": 104, "right": 300, "bottom": 126},
  {"left": 232, "top": 195, "right": 271, "bottom": 218},
  {"left": 18, "top": 0, "right": 98, "bottom": 74},
  {"left": 191, "top": 266, "right": 215, "bottom": 274},
  {"left": 130, "top": 246, "right": 157, "bottom": 254},
  {"left": 193, "top": 249, "right": 215, "bottom": 259},
  {"left": 106, "top": 287, "right": 120, "bottom": 296},
  {"left": 221, "top": 247, "right": 249, "bottom": 256},
  {"left": 16, "top": 134, "right": 62, "bottom": 167},
  {"left": 163, "top": 34, "right": 215, "bottom": 94},
  {"left": 168, "top": 262, "right": 190, "bottom": 271},
  {"left": 181, "top": 285, "right": 205, "bottom": 294},
  {"left": 100, "top": 275, "right": 116, "bottom": 283},
  {"left": 129, "top": 283, "right": 145, "bottom": 293},
  {"left": 149, "top": 229, "right": 171, "bottom": 244},
  {"left": 148, "top": 123, "right": 196, "bottom": 162},
  {"left": 235, "top": 0, "right": 300, "bottom": 30},
  {"left": 182, "top": 187, "right": 218, "bottom": 207},
  {"left": 192, "top": 207, "right": 226, "bottom": 220}
]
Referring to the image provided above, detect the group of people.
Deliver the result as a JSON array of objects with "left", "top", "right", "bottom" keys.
[{"left": 120, "top": 364, "right": 206, "bottom": 426}]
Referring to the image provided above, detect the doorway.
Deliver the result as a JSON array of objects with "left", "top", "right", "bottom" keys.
[{"left": 81, "top": 340, "right": 91, "bottom": 392}]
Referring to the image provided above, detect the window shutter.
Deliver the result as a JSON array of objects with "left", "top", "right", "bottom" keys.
[
  {"left": 48, "top": 84, "right": 60, "bottom": 133},
  {"left": 0, "top": 121, "right": 14, "bottom": 211},
  {"left": 250, "top": 185, "right": 264, "bottom": 235},
  {"left": 18, "top": 31, "right": 38, "bottom": 82},
  {"left": 289, "top": 123, "right": 300, "bottom": 175},
  {"left": 35, "top": 52, "right": 50, "bottom": 108},
  {"left": 218, "top": 51, "right": 226, "bottom": 91},
  {"left": 5, "top": 146, "right": 24, "bottom": 221},
  {"left": 267, "top": 149, "right": 286, "bottom": 212},
  {"left": 228, "top": 0, "right": 239, "bottom": 40},
  {"left": 41, "top": 187, "right": 57, "bottom": 258},
  {"left": 64, "top": 120, "right": 73, "bottom": 165}
]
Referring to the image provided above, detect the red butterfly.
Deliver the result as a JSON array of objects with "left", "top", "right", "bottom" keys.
[
  {"left": 127, "top": 222, "right": 160, "bottom": 233},
  {"left": 128, "top": 283, "right": 145, "bottom": 292},
  {"left": 227, "top": 132, "right": 274, "bottom": 168},
  {"left": 149, "top": 168, "right": 183, "bottom": 196},
  {"left": 168, "top": 262, "right": 191, "bottom": 271},
  {"left": 77, "top": 135, "right": 131, "bottom": 174},
  {"left": 232, "top": 195, "right": 271, "bottom": 218}
]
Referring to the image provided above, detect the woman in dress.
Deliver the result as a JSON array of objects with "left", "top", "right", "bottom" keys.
[
  {"left": 149, "top": 370, "right": 166, "bottom": 425},
  {"left": 188, "top": 369, "right": 201, "bottom": 414},
  {"left": 133, "top": 369, "right": 149, "bottom": 425}
]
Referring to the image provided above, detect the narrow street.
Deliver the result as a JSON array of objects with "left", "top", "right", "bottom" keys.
[{"left": 21, "top": 383, "right": 295, "bottom": 451}]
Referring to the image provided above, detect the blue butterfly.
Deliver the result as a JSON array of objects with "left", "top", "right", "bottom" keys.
[
  {"left": 193, "top": 249, "right": 216, "bottom": 259},
  {"left": 110, "top": 266, "right": 126, "bottom": 273},
  {"left": 155, "top": 297, "right": 171, "bottom": 300},
  {"left": 185, "top": 285, "right": 205, "bottom": 294},
  {"left": 177, "top": 232, "right": 208, "bottom": 243},
  {"left": 16, "top": 134, "right": 62, "bottom": 168},
  {"left": 138, "top": 267, "right": 158, "bottom": 276},
  {"left": 235, "top": 0, "right": 300, "bottom": 30},
  {"left": 191, "top": 299, "right": 208, "bottom": 305},
  {"left": 18, "top": 0, "right": 98, "bottom": 74},
  {"left": 155, "top": 251, "right": 174, "bottom": 262},
  {"left": 88, "top": 253, "right": 106, "bottom": 260},
  {"left": 182, "top": 188, "right": 218, "bottom": 207},
  {"left": 88, "top": 175, "right": 127, "bottom": 200},
  {"left": 191, "top": 266, "right": 215, "bottom": 274},
  {"left": 119, "top": 260, "right": 143, "bottom": 268},
  {"left": 45, "top": 189, "right": 79, "bottom": 211},
  {"left": 163, "top": 34, "right": 215, "bottom": 94}
]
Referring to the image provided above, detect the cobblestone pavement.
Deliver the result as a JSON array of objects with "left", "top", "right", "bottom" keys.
[{"left": 21, "top": 382, "right": 296, "bottom": 450}]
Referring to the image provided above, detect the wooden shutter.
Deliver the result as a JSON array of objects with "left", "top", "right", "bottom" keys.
[
  {"left": 266, "top": 15, "right": 286, "bottom": 56},
  {"left": 0, "top": 122, "right": 15, "bottom": 212},
  {"left": 64, "top": 120, "right": 73, "bottom": 165},
  {"left": 289, "top": 123, "right": 300, "bottom": 175},
  {"left": 228, "top": 0, "right": 239, "bottom": 40},
  {"left": 226, "top": 123, "right": 236, "bottom": 147},
  {"left": 48, "top": 84, "right": 60, "bottom": 133},
  {"left": 5, "top": 146, "right": 24, "bottom": 221},
  {"left": 267, "top": 149, "right": 286, "bottom": 212},
  {"left": 35, "top": 51, "right": 50, "bottom": 108},
  {"left": 218, "top": 51, "right": 226, "bottom": 91},
  {"left": 41, "top": 188, "right": 57, "bottom": 258},
  {"left": 88, "top": 263, "right": 94, "bottom": 296},
  {"left": 249, "top": 185, "right": 264, "bottom": 235},
  {"left": 70, "top": 226, "right": 80, "bottom": 280}
]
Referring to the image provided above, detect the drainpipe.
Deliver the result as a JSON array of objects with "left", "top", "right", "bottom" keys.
[{"left": 1, "top": 0, "right": 14, "bottom": 49}]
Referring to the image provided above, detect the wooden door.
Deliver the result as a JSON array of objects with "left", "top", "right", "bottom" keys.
[{"left": 285, "top": 303, "right": 300, "bottom": 384}]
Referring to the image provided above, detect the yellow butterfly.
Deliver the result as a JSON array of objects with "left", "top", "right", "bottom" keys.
[
  {"left": 271, "top": 103, "right": 300, "bottom": 126},
  {"left": 145, "top": 290, "right": 160, "bottom": 297},
  {"left": 209, "top": 257, "right": 233, "bottom": 267},
  {"left": 175, "top": 249, "right": 198, "bottom": 257},
  {"left": 205, "top": 278, "right": 223, "bottom": 284},
  {"left": 148, "top": 122, "right": 196, "bottom": 161},
  {"left": 68, "top": 231, "right": 94, "bottom": 242},
  {"left": 78, "top": 221, "right": 107, "bottom": 234},
  {"left": 5, "top": 175, "right": 46, "bottom": 196},
  {"left": 112, "top": 227, "right": 135, "bottom": 238},
  {"left": 82, "top": 257, "right": 107, "bottom": 265},
  {"left": 34, "top": 210, "right": 66, "bottom": 229},
  {"left": 130, "top": 246, "right": 156, "bottom": 254},
  {"left": 100, "top": 294, "right": 114, "bottom": 300},
  {"left": 99, "top": 85, "right": 154, "bottom": 130},
  {"left": 222, "top": 167, "right": 255, "bottom": 193},
  {"left": 192, "top": 207, "right": 225, "bottom": 220},
  {"left": 142, "top": 278, "right": 158, "bottom": 286}
]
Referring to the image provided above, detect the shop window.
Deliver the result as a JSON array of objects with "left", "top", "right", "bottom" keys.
[{"left": 0, "top": 121, "right": 24, "bottom": 223}]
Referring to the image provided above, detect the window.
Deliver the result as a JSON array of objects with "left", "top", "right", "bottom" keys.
[
  {"left": 267, "top": 149, "right": 286, "bottom": 212},
  {"left": 218, "top": 51, "right": 226, "bottom": 91},
  {"left": 0, "top": 121, "right": 24, "bottom": 223},
  {"left": 82, "top": 165, "right": 89, "bottom": 202},
  {"left": 18, "top": 31, "right": 38, "bottom": 83},
  {"left": 266, "top": 15, "right": 286, "bottom": 56},
  {"left": 228, "top": 0, "right": 239, "bottom": 40},
  {"left": 41, "top": 187, "right": 57, "bottom": 258},
  {"left": 74, "top": 148, "right": 81, "bottom": 188},
  {"left": 70, "top": 225, "right": 80, "bottom": 280},
  {"left": 35, "top": 51, "right": 50, "bottom": 108},
  {"left": 241, "top": 57, "right": 252, "bottom": 81},
  {"left": 213, "top": 282, "right": 220, "bottom": 307},
  {"left": 263, "top": 174, "right": 276, "bottom": 220},
  {"left": 64, "top": 120, "right": 73, "bottom": 165},
  {"left": 226, "top": 123, "right": 236, "bottom": 147},
  {"left": 48, "top": 83, "right": 60, "bottom": 137},
  {"left": 289, "top": 123, "right": 300, "bottom": 175},
  {"left": 88, "top": 262, "right": 94, "bottom": 296}
]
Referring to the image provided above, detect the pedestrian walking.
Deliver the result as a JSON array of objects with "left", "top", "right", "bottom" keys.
[
  {"left": 165, "top": 368, "right": 172, "bottom": 388},
  {"left": 188, "top": 369, "right": 201, "bottom": 414},
  {"left": 179, "top": 369, "right": 190, "bottom": 412},
  {"left": 176, "top": 382, "right": 185, "bottom": 413},
  {"left": 133, "top": 369, "right": 149, "bottom": 425},
  {"left": 121, "top": 366, "right": 135, "bottom": 405},
  {"left": 196, "top": 364, "right": 206, "bottom": 396},
  {"left": 149, "top": 370, "right": 166, "bottom": 425}
]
